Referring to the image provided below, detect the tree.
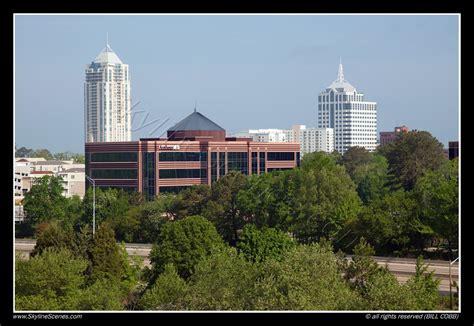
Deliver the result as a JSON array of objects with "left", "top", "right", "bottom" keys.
[
  {"left": 23, "top": 175, "right": 66, "bottom": 227},
  {"left": 138, "top": 264, "right": 189, "bottom": 310},
  {"left": 185, "top": 246, "right": 257, "bottom": 310},
  {"left": 133, "top": 200, "right": 168, "bottom": 243},
  {"left": 290, "top": 152, "right": 362, "bottom": 243},
  {"left": 405, "top": 256, "right": 441, "bottom": 310},
  {"left": 73, "top": 279, "right": 125, "bottom": 310},
  {"left": 71, "top": 153, "right": 85, "bottom": 163},
  {"left": 237, "top": 224, "right": 295, "bottom": 263},
  {"left": 30, "top": 221, "right": 75, "bottom": 257},
  {"left": 149, "top": 215, "right": 225, "bottom": 280},
  {"left": 379, "top": 131, "right": 446, "bottom": 190},
  {"left": 15, "top": 146, "right": 35, "bottom": 158},
  {"left": 237, "top": 173, "right": 281, "bottom": 228},
  {"left": 171, "top": 185, "right": 211, "bottom": 219},
  {"left": 205, "top": 171, "right": 248, "bottom": 245},
  {"left": 415, "top": 158, "right": 459, "bottom": 256},
  {"left": 254, "top": 243, "right": 360, "bottom": 310},
  {"left": 15, "top": 248, "right": 88, "bottom": 310},
  {"left": 33, "top": 148, "right": 54, "bottom": 160},
  {"left": 82, "top": 187, "right": 130, "bottom": 238},
  {"left": 344, "top": 238, "right": 381, "bottom": 294},
  {"left": 88, "top": 223, "right": 124, "bottom": 283},
  {"left": 351, "top": 190, "right": 428, "bottom": 254},
  {"left": 342, "top": 146, "right": 372, "bottom": 178},
  {"left": 352, "top": 154, "right": 390, "bottom": 204}
]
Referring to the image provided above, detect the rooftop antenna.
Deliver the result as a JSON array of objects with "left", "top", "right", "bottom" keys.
[
  {"left": 338, "top": 57, "right": 344, "bottom": 82},
  {"left": 194, "top": 100, "right": 197, "bottom": 112}
]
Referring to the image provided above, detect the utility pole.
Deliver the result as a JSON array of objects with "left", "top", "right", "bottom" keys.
[{"left": 449, "top": 256, "right": 459, "bottom": 310}]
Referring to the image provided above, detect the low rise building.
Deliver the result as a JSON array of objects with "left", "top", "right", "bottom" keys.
[
  {"left": 234, "top": 125, "right": 334, "bottom": 156},
  {"left": 85, "top": 110, "right": 300, "bottom": 198},
  {"left": 379, "top": 125, "right": 409, "bottom": 147},
  {"left": 449, "top": 141, "right": 459, "bottom": 160},
  {"left": 57, "top": 168, "right": 86, "bottom": 198}
]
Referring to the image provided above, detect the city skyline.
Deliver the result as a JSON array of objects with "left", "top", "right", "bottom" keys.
[{"left": 15, "top": 14, "right": 459, "bottom": 153}]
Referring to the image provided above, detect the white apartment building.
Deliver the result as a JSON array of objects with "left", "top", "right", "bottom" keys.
[
  {"left": 32, "top": 160, "right": 84, "bottom": 173},
  {"left": 235, "top": 125, "right": 334, "bottom": 156},
  {"left": 318, "top": 62, "right": 377, "bottom": 154},
  {"left": 84, "top": 42, "right": 131, "bottom": 143},
  {"left": 57, "top": 168, "right": 86, "bottom": 198},
  {"left": 14, "top": 159, "right": 31, "bottom": 196},
  {"left": 293, "top": 125, "right": 334, "bottom": 155}
]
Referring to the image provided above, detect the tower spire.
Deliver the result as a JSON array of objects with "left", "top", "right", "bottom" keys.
[
  {"left": 106, "top": 32, "right": 109, "bottom": 47},
  {"left": 194, "top": 100, "right": 197, "bottom": 112},
  {"left": 338, "top": 58, "right": 344, "bottom": 83}
]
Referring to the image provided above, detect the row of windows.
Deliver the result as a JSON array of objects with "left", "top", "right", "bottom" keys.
[
  {"left": 159, "top": 169, "right": 207, "bottom": 179},
  {"left": 159, "top": 152, "right": 207, "bottom": 162},
  {"left": 91, "top": 152, "right": 137, "bottom": 162},
  {"left": 267, "top": 152, "right": 295, "bottom": 161},
  {"left": 91, "top": 169, "right": 137, "bottom": 179},
  {"left": 252, "top": 152, "right": 258, "bottom": 174},
  {"left": 227, "top": 152, "right": 248, "bottom": 175},
  {"left": 211, "top": 152, "right": 218, "bottom": 183},
  {"left": 143, "top": 152, "right": 156, "bottom": 199}
]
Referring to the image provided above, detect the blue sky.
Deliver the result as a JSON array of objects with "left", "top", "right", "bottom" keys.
[{"left": 15, "top": 14, "right": 459, "bottom": 153}]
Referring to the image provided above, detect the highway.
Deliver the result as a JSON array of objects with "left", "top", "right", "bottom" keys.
[{"left": 15, "top": 239, "right": 459, "bottom": 295}]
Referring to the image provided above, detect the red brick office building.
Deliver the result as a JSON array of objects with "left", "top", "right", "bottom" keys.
[{"left": 85, "top": 111, "right": 300, "bottom": 198}]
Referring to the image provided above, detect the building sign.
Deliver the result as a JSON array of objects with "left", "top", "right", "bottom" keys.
[{"left": 159, "top": 145, "right": 180, "bottom": 150}]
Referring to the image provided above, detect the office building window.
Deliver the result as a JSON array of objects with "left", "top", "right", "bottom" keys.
[
  {"left": 91, "top": 169, "right": 137, "bottom": 179},
  {"left": 227, "top": 152, "right": 248, "bottom": 175},
  {"left": 219, "top": 152, "right": 226, "bottom": 177},
  {"left": 159, "top": 152, "right": 207, "bottom": 162},
  {"left": 267, "top": 152, "right": 295, "bottom": 161},
  {"left": 159, "top": 169, "right": 207, "bottom": 179},
  {"left": 211, "top": 152, "right": 217, "bottom": 183},
  {"left": 91, "top": 152, "right": 137, "bottom": 162},
  {"left": 142, "top": 152, "right": 155, "bottom": 199},
  {"left": 252, "top": 152, "right": 258, "bottom": 174},
  {"left": 259, "top": 152, "right": 266, "bottom": 174}
]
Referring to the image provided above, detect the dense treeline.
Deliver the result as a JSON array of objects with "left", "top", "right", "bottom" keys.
[
  {"left": 15, "top": 146, "right": 85, "bottom": 163},
  {"left": 16, "top": 131, "right": 458, "bottom": 310}
]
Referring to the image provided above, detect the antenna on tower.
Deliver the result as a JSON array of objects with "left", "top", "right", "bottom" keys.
[
  {"left": 106, "top": 32, "right": 109, "bottom": 47},
  {"left": 338, "top": 58, "right": 344, "bottom": 82},
  {"left": 194, "top": 100, "right": 197, "bottom": 112}
]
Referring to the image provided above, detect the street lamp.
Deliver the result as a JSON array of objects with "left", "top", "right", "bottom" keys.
[
  {"left": 85, "top": 175, "right": 96, "bottom": 236},
  {"left": 449, "top": 256, "right": 459, "bottom": 310}
]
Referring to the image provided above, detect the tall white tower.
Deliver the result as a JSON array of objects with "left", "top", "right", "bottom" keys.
[
  {"left": 84, "top": 41, "right": 131, "bottom": 143},
  {"left": 317, "top": 61, "right": 377, "bottom": 154}
]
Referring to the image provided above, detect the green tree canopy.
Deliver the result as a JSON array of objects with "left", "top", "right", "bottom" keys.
[
  {"left": 171, "top": 185, "right": 212, "bottom": 219},
  {"left": 379, "top": 131, "right": 446, "bottom": 190},
  {"left": 352, "top": 154, "right": 390, "bottom": 204},
  {"left": 237, "top": 224, "right": 295, "bottom": 263},
  {"left": 254, "top": 242, "right": 360, "bottom": 310},
  {"left": 290, "top": 152, "right": 362, "bottom": 243},
  {"left": 15, "top": 248, "right": 88, "bottom": 310},
  {"left": 350, "top": 190, "right": 428, "bottom": 254},
  {"left": 24, "top": 175, "right": 66, "bottom": 227},
  {"left": 138, "top": 264, "right": 189, "bottom": 310},
  {"left": 149, "top": 215, "right": 226, "bottom": 280},
  {"left": 342, "top": 146, "right": 373, "bottom": 178},
  {"left": 415, "top": 158, "right": 459, "bottom": 255},
  {"left": 88, "top": 223, "right": 125, "bottom": 283},
  {"left": 205, "top": 171, "right": 248, "bottom": 245}
]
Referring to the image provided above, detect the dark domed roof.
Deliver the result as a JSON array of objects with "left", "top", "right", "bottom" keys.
[{"left": 168, "top": 111, "right": 225, "bottom": 132}]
